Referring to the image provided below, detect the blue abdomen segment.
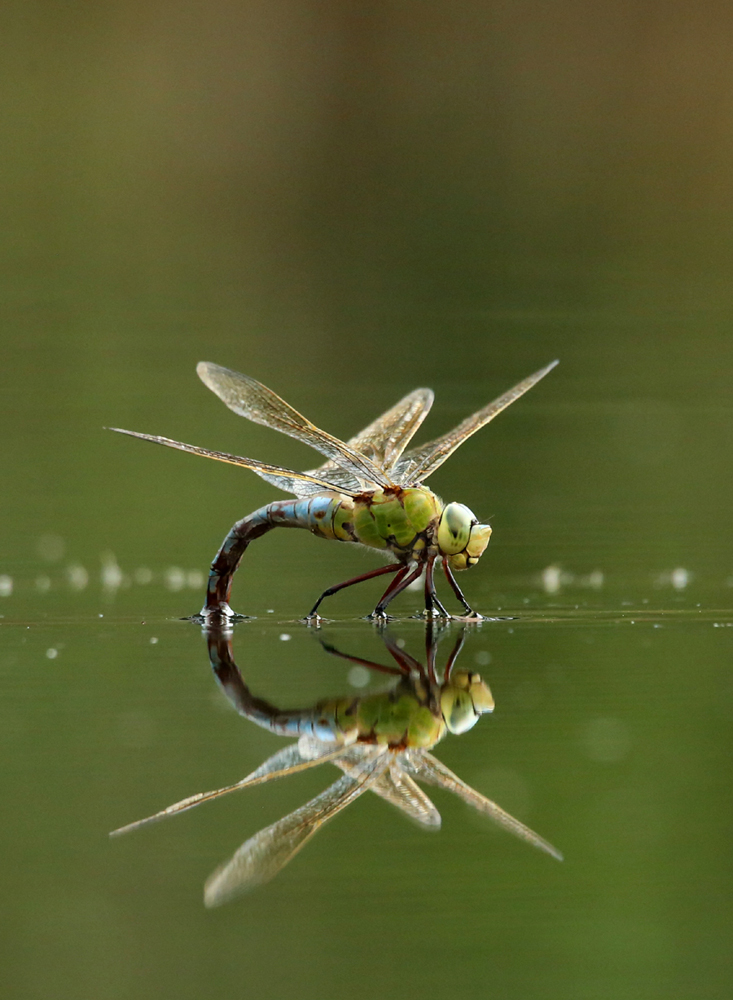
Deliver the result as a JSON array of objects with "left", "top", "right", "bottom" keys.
[
  {"left": 273, "top": 713, "right": 340, "bottom": 742},
  {"left": 268, "top": 494, "right": 349, "bottom": 541}
]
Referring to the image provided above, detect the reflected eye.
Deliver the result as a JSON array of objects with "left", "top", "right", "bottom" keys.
[
  {"left": 437, "top": 503, "right": 475, "bottom": 555},
  {"left": 440, "top": 673, "right": 494, "bottom": 733},
  {"left": 440, "top": 688, "right": 479, "bottom": 734}
]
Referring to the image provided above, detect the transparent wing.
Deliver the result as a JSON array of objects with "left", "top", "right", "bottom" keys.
[
  {"left": 197, "top": 362, "right": 392, "bottom": 489},
  {"left": 204, "top": 750, "right": 389, "bottom": 906},
  {"left": 107, "top": 428, "right": 358, "bottom": 499},
  {"left": 335, "top": 749, "right": 441, "bottom": 829},
  {"left": 305, "top": 388, "right": 434, "bottom": 488},
  {"left": 403, "top": 749, "right": 563, "bottom": 861},
  {"left": 393, "top": 361, "right": 558, "bottom": 484},
  {"left": 109, "top": 740, "right": 348, "bottom": 838}
]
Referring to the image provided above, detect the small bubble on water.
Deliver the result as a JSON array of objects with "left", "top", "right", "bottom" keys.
[
  {"left": 0, "top": 576, "right": 13, "bottom": 597},
  {"left": 66, "top": 564, "right": 89, "bottom": 590},
  {"left": 149, "top": 637, "right": 158, "bottom": 644},
  {"left": 164, "top": 567, "right": 186, "bottom": 591},
  {"left": 266, "top": 609, "right": 275, "bottom": 614},
  {"left": 474, "top": 651, "right": 491, "bottom": 666},
  {"left": 45, "top": 648, "right": 58, "bottom": 660},
  {"left": 671, "top": 567, "right": 689, "bottom": 590},
  {"left": 395, "top": 638, "right": 406, "bottom": 648},
  {"left": 134, "top": 567, "right": 153, "bottom": 585},
  {"left": 35, "top": 575, "right": 52, "bottom": 593},
  {"left": 37, "top": 534, "right": 65, "bottom": 562},
  {"left": 279, "top": 633, "right": 291, "bottom": 641},
  {"left": 101, "top": 552, "right": 124, "bottom": 592},
  {"left": 348, "top": 666, "right": 371, "bottom": 688},
  {"left": 541, "top": 565, "right": 562, "bottom": 594}
]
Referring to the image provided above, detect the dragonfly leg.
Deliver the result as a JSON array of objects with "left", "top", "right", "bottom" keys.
[
  {"left": 304, "top": 562, "right": 403, "bottom": 621},
  {"left": 423, "top": 557, "right": 451, "bottom": 618},
  {"left": 369, "top": 563, "right": 423, "bottom": 621},
  {"left": 442, "top": 560, "right": 484, "bottom": 619}
]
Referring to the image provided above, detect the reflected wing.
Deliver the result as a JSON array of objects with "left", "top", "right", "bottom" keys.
[
  {"left": 335, "top": 749, "right": 441, "bottom": 828},
  {"left": 109, "top": 740, "right": 347, "bottom": 837},
  {"left": 305, "top": 388, "right": 434, "bottom": 490},
  {"left": 404, "top": 750, "right": 563, "bottom": 861},
  {"left": 393, "top": 361, "right": 558, "bottom": 484},
  {"left": 197, "top": 363, "right": 392, "bottom": 489},
  {"left": 204, "top": 750, "right": 389, "bottom": 906},
  {"left": 107, "top": 428, "right": 359, "bottom": 499}
]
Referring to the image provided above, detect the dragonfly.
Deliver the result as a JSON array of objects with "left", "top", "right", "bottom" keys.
[
  {"left": 110, "top": 626, "right": 563, "bottom": 906},
  {"left": 109, "top": 359, "right": 557, "bottom": 621}
]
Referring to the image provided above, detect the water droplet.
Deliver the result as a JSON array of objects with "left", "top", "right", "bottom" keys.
[
  {"left": 348, "top": 666, "right": 371, "bottom": 688},
  {"left": 37, "top": 534, "right": 65, "bottom": 562},
  {"left": 164, "top": 567, "right": 186, "bottom": 591},
  {"left": 66, "top": 564, "right": 89, "bottom": 590}
]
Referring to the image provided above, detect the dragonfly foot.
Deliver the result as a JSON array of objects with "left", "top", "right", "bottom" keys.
[
  {"left": 450, "top": 612, "right": 487, "bottom": 623},
  {"left": 366, "top": 610, "right": 394, "bottom": 625},
  {"left": 193, "top": 603, "right": 254, "bottom": 626},
  {"left": 302, "top": 613, "right": 325, "bottom": 627},
  {"left": 413, "top": 607, "right": 451, "bottom": 620}
]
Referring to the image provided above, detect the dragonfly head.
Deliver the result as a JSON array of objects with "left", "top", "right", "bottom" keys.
[
  {"left": 437, "top": 502, "right": 492, "bottom": 570},
  {"left": 440, "top": 671, "right": 494, "bottom": 734}
]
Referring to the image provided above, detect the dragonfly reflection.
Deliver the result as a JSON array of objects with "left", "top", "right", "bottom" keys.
[{"left": 111, "top": 627, "right": 562, "bottom": 905}]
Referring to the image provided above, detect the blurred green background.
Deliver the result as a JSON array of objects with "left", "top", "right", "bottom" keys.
[{"left": 1, "top": 1, "right": 732, "bottom": 998}]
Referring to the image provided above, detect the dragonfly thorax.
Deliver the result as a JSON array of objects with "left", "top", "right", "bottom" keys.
[{"left": 347, "top": 486, "right": 443, "bottom": 559}]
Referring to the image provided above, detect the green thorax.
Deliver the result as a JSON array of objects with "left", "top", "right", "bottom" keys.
[
  {"left": 334, "top": 487, "right": 443, "bottom": 557},
  {"left": 324, "top": 678, "right": 446, "bottom": 749}
]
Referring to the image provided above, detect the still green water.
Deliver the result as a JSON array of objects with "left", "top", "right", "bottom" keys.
[
  {"left": 3, "top": 1, "right": 733, "bottom": 997},
  {"left": 2, "top": 363, "right": 731, "bottom": 999}
]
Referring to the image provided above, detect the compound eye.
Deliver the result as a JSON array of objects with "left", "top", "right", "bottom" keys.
[
  {"left": 440, "top": 688, "right": 479, "bottom": 734},
  {"left": 437, "top": 502, "right": 475, "bottom": 555},
  {"left": 466, "top": 523, "right": 492, "bottom": 559}
]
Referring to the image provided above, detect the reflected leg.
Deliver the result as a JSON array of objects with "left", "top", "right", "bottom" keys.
[{"left": 318, "top": 640, "right": 407, "bottom": 677}]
